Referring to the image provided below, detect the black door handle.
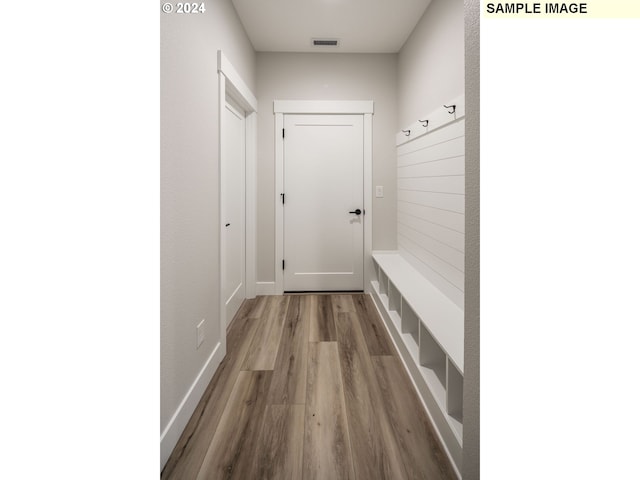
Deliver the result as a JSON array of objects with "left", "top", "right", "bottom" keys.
[{"left": 349, "top": 209, "right": 362, "bottom": 215}]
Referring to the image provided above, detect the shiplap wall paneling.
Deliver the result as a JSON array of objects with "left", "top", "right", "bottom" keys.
[
  {"left": 397, "top": 125, "right": 465, "bottom": 166},
  {"left": 396, "top": 117, "right": 465, "bottom": 308},
  {"left": 397, "top": 203, "right": 464, "bottom": 233}
]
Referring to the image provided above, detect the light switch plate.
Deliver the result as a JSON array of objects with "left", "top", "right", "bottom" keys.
[{"left": 375, "top": 186, "right": 384, "bottom": 198}]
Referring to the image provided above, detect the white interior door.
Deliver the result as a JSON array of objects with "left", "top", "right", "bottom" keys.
[
  {"left": 223, "top": 97, "right": 245, "bottom": 324},
  {"left": 283, "top": 114, "right": 364, "bottom": 291}
]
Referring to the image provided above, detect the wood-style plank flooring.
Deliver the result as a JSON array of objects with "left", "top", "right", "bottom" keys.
[{"left": 161, "top": 294, "right": 456, "bottom": 480}]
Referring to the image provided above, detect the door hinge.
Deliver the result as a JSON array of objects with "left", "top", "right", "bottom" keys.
[
  {"left": 282, "top": 128, "right": 285, "bottom": 138},
  {"left": 282, "top": 260, "right": 285, "bottom": 270},
  {"left": 280, "top": 193, "right": 285, "bottom": 204}
]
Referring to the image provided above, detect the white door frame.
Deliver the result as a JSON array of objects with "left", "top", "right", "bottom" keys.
[
  {"left": 218, "top": 51, "right": 257, "bottom": 337},
  {"left": 274, "top": 100, "right": 374, "bottom": 295}
]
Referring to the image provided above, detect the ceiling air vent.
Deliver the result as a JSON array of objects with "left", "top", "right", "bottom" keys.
[{"left": 312, "top": 38, "right": 339, "bottom": 47}]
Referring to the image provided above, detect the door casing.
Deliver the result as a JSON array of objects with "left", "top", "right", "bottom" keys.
[
  {"left": 274, "top": 100, "right": 373, "bottom": 295},
  {"left": 218, "top": 51, "right": 257, "bottom": 339}
]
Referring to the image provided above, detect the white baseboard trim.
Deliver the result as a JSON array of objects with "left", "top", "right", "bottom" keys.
[
  {"left": 160, "top": 341, "right": 225, "bottom": 469},
  {"left": 256, "top": 281, "right": 276, "bottom": 295}
]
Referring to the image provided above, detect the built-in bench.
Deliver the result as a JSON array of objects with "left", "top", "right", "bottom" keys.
[{"left": 370, "top": 251, "right": 464, "bottom": 473}]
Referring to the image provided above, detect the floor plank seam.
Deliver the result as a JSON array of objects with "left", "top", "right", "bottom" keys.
[{"left": 334, "top": 333, "right": 356, "bottom": 479}]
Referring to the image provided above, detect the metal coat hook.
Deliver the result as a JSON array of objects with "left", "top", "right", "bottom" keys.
[
  {"left": 444, "top": 104, "right": 456, "bottom": 114},
  {"left": 419, "top": 119, "right": 429, "bottom": 127},
  {"left": 402, "top": 129, "right": 411, "bottom": 136}
]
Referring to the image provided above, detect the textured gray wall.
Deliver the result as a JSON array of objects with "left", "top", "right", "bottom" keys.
[
  {"left": 463, "top": 0, "right": 480, "bottom": 478},
  {"left": 160, "top": 0, "right": 256, "bottom": 433}
]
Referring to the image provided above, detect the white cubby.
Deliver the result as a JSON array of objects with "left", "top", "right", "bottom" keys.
[
  {"left": 388, "top": 281, "right": 401, "bottom": 314},
  {"left": 378, "top": 267, "right": 388, "bottom": 297},
  {"left": 388, "top": 281, "right": 404, "bottom": 335},
  {"left": 401, "top": 302, "right": 419, "bottom": 353},
  {"left": 419, "top": 323, "right": 447, "bottom": 407},
  {"left": 446, "top": 359, "right": 463, "bottom": 441},
  {"left": 371, "top": 263, "right": 380, "bottom": 293},
  {"left": 370, "top": 251, "right": 464, "bottom": 474}
]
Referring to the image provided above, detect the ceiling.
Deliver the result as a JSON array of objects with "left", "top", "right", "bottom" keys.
[{"left": 231, "top": 0, "right": 432, "bottom": 53}]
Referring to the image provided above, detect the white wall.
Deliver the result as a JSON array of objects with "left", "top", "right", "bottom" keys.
[
  {"left": 160, "top": 0, "right": 255, "bottom": 448},
  {"left": 256, "top": 53, "right": 397, "bottom": 282},
  {"left": 397, "top": 0, "right": 464, "bottom": 129}
]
